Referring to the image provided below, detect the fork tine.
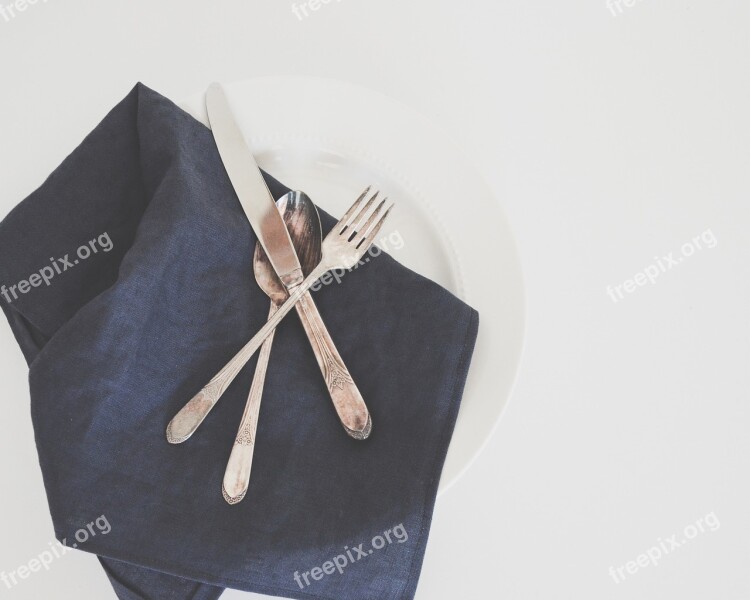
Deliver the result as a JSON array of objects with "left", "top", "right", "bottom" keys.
[
  {"left": 344, "top": 190, "right": 379, "bottom": 234},
  {"left": 345, "top": 191, "right": 379, "bottom": 234},
  {"left": 357, "top": 203, "right": 394, "bottom": 250},
  {"left": 339, "top": 186, "right": 372, "bottom": 234},
  {"left": 350, "top": 198, "right": 387, "bottom": 241}
]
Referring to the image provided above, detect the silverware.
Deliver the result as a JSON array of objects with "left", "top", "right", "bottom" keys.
[
  {"left": 166, "top": 83, "right": 371, "bottom": 444},
  {"left": 166, "top": 186, "right": 393, "bottom": 446},
  {"left": 222, "top": 191, "right": 322, "bottom": 505},
  {"left": 205, "top": 82, "right": 371, "bottom": 439}
]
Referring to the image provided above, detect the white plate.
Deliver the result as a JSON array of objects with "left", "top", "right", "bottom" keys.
[{"left": 181, "top": 77, "right": 525, "bottom": 494}]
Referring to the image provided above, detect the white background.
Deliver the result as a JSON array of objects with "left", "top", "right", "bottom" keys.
[{"left": 1, "top": 1, "right": 749, "bottom": 598}]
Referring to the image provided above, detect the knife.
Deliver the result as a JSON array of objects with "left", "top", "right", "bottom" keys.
[
  {"left": 166, "top": 83, "right": 371, "bottom": 444},
  {"left": 205, "top": 84, "right": 304, "bottom": 289}
]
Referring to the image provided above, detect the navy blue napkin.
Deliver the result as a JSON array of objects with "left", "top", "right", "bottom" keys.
[{"left": 0, "top": 84, "right": 479, "bottom": 600}]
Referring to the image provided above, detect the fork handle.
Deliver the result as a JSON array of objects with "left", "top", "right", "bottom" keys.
[
  {"left": 295, "top": 292, "right": 371, "bottom": 438},
  {"left": 222, "top": 293, "right": 369, "bottom": 504},
  {"left": 166, "top": 267, "right": 322, "bottom": 444},
  {"left": 222, "top": 302, "right": 278, "bottom": 504}
]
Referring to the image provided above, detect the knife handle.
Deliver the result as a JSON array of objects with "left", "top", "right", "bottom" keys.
[
  {"left": 222, "top": 302, "right": 277, "bottom": 504},
  {"left": 295, "top": 291, "right": 372, "bottom": 439}
]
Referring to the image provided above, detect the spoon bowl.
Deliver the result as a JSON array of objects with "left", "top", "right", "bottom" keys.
[{"left": 254, "top": 191, "right": 322, "bottom": 301}]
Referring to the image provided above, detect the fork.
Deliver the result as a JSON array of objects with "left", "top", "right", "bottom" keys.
[{"left": 166, "top": 187, "right": 393, "bottom": 444}]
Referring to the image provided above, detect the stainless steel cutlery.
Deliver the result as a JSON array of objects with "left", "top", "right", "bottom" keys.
[
  {"left": 222, "top": 191, "right": 321, "bottom": 505},
  {"left": 167, "top": 83, "right": 375, "bottom": 444},
  {"left": 166, "top": 83, "right": 394, "bottom": 503},
  {"left": 167, "top": 185, "right": 391, "bottom": 447}
]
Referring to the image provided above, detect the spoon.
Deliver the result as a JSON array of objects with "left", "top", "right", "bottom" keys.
[
  {"left": 167, "top": 191, "right": 373, "bottom": 449},
  {"left": 223, "top": 191, "right": 363, "bottom": 504}
]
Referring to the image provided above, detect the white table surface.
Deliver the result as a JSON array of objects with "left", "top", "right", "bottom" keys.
[{"left": 1, "top": 1, "right": 749, "bottom": 598}]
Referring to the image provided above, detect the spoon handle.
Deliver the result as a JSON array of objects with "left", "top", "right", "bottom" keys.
[
  {"left": 295, "top": 292, "right": 371, "bottom": 439},
  {"left": 166, "top": 270, "right": 318, "bottom": 444},
  {"left": 222, "top": 302, "right": 278, "bottom": 504}
]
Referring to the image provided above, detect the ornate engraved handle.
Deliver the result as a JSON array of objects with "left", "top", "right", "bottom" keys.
[
  {"left": 165, "top": 272, "right": 318, "bottom": 444},
  {"left": 165, "top": 266, "right": 371, "bottom": 445},
  {"left": 222, "top": 290, "right": 369, "bottom": 504},
  {"left": 295, "top": 292, "right": 371, "bottom": 439},
  {"left": 222, "top": 303, "right": 277, "bottom": 504},
  {"left": 166, "top": 341, "right": 251, "bottom": 445}
]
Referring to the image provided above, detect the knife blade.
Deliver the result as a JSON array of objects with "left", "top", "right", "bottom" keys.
[{"left": 206, "top": 83, "right": 304, "bottom": 289}]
